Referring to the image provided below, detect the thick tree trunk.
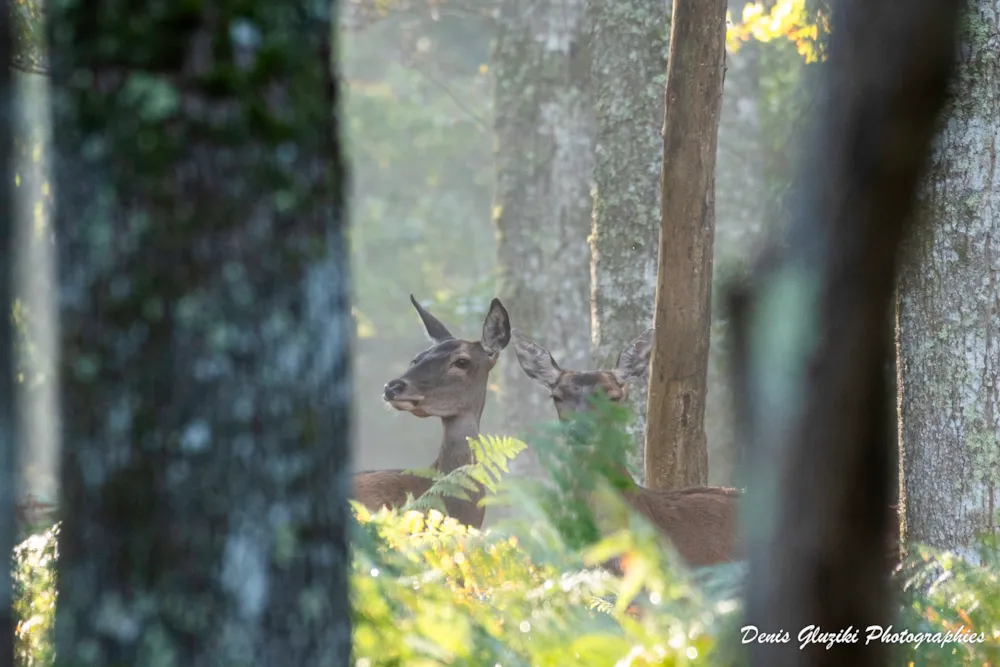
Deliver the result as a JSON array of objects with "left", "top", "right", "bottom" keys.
[
  {"left": 493, "top": 0, "right": 594, "bottom": 476},
  {"left": 50, "top": 2, "right": 353, "bottom": 665},
  {"left": 731, "top": 0, "right": 961, "bottom": 664},
  {"left": 587, "top": 0, "right": 668, "bottom": 484},
  {"left": 898, "top": 2, "right": 1000, "bottom": 562},
  {"left": 1, "top": 9, "right": 18, "bottom": 663},
  {"left": 644, "top": 0, "right": 726, "bottom": 490}
]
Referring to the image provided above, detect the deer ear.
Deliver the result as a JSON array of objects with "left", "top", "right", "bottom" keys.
[
  {"left": 410, "top": 294, "right": 455, "bottom": 344},
  {"left": 614, "top": 327, "right": 654, "bottom": 383},
  {"left": 511, "top": 329, "right": 561, "bottom": 388},
  {"left": 481, "top": 298, "right": 511, "bottom": 356}
]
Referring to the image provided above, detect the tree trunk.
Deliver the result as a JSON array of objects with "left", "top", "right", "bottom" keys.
[
  {"left": 644, "top": 0, "right": 726, "bottom": 490},
  {"left": 49, "top": 2, "right": 353, "bottom": 665},
  {"left": 587, "top": 0, "right": 668, "bottom": 484},
  {"left": 898, "top": 2, "right": 1000, "bottom": 561},
  {"left": 1, "top": 9, "right": 18, "bottom": 663},
  {"left": 730, "top": 0, "right": 961, "bottom": 664},
  {"left": 493, "top": 0, "right": 594, "bottom": 477}
]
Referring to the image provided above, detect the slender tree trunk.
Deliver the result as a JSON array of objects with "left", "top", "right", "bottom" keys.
[
  {"left": 1, "top": 8, "right": 18, "bottom": 663},
  {"left": 493, "top": 0, "right": 594, "bottom": 477},
  {"left": 898, "top": 2, "right": 1000, "bottom": 562},
  {"left": 587, "top": 0, "right": 668, "bottom": 484},
  {"left": 644, "top": 0, "right": 726, "bottom": 490},
  {"left": 730, "top": 0, "right": 961, "bottom": 664},
  {"left": 50, "top": 2, "right": 353, "bottom": 665}
]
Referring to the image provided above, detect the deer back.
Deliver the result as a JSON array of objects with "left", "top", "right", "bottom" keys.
[
  {"left": 352, "top": 469, "right": 486, "bottom": 528},
  {"left": 624, "top": 485, "right": 744, "bottom": 567}
]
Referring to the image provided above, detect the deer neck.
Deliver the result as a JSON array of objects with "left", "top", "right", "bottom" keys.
[{"left": 433, "top": 409, "right": 482, "bottom": 474}]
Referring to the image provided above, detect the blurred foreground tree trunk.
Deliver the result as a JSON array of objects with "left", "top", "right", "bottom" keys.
[
  {"left": 898, "top": 2, "right": 1000, "bottom": 561},
  {"left": 493, "top": 0, "right": 594, "bottom": 479},
  {"left": 708, "top": 2, "right": 768, "bottom": 484},
  {"left": 12, "top": 66, "right": 60, "bottom": 517},
  {"left": 2, "top": 8, "right": 18, "bottom": 663},
  {"left": 731, "top": 0, "right": 960, "bottom": 664},
  {"left": 644, "top": 0, "right": 726, "bottom": 490},
  {"left": 50, "top": 1, "right": 353, "bottom": 665},
  {"left": 587, "top": 0, "right": 669, "bottom": 484}
]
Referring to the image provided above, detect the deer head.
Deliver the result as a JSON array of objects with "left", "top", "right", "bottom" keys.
[
  {"left": 511, "top": 327, "right": 654, "bottom": 420},
  {"left": 383, "top": 295, "right": 511, "bottom": 419}
]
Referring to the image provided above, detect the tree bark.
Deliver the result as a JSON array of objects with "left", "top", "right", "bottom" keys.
[
  {"left": 898, "top": 2, "right": 1000, "bottom": 562},
  {"left": 49, "top": 2, "right": 353, "bottom": 665},
  {"left": 1, "top": 7, "right": 18, "bottom": 663},
  {"left": 587, "top": 0, "right": 668, "bottom": 484},
  {"left": 644, "top": 0, "right": 726, "bottom": 490},
  {"left": 730, "top": 0, "right": 961, "bottom": 664},
  {"left": 493, "top": 0, "right": 594, "bottom": 477}
]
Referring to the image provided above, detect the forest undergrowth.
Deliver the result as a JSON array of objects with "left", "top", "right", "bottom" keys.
[{"left": 12, "top": 396, "right": 1000, "bottom": 666}]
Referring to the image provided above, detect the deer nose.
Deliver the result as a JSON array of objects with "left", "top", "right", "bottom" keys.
[{"left": 383, "top": 379, "right": 407, "bottom": 401}]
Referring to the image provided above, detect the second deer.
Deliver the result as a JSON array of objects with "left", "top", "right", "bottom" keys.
[
  {"left": 511, "top": 327, "right": 744, "bottom": 568},
  {"left": 352, "top": 295, "right": 511, "bottom": 529}
]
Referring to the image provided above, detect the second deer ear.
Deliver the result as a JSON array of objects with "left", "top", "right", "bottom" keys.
[
  {"left": 481, "top": 298, "right": 511, "bottom": 356},
  {"left": 410, "top": 294, "right": 455, "bottom": 344},
  {"left": 511, "top": 330, "right": 561, "bottom": 388},
  {"left": 614, "top": 327, "right": 655, "bottom": 383}
]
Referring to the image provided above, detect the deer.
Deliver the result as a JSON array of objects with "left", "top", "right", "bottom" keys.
[
  {"left": 352, "top": 294, "right": 511, "bottom": 529},
  {"left": 510, "top": 327, "right": 744, "bottom": 568}
]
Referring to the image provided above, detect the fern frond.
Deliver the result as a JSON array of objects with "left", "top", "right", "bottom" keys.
[
  {"left": 400, "top": 466, "right": 438, "bottom": 479},
  {"left": 589, "top": 596, "right": 614, "bottom": 615},
  {"left": 402, "top": 434, "right": 527, "bottom": 514}
]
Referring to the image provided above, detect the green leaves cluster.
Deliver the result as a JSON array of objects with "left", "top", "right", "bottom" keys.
[{"left": 13, "top": 523, "right": 59, "bottom": 667}]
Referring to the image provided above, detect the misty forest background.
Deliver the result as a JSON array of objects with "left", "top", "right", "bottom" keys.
[
  {"left": 5, "top": 0, "right": 1000, "bottom": 665},
  {"left": 346, "top": 0, "right": 805, "bottom": 490}
]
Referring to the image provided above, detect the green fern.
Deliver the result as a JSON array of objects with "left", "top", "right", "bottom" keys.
[
  {"left": 588, "top": 596, "right": 614, "bottom": 615},
  {"left": 405, "top": 434, "right": 527, "bottom": 514}
]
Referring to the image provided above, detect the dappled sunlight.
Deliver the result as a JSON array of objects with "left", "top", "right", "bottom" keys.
[{"left": 726, "top": 0, "right": 829, "bottom": 62}]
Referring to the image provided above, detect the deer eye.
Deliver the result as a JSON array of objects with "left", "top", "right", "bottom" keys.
[{"left": 452, "top": 357, "right": 470, "bottom": 369}]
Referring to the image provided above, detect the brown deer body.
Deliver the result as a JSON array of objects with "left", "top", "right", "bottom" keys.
[
  {"left": 511, "top": 328, "right": 743, "bottom": 567},
  {"left": 352, "top": 295, "right": 510, "bottom": 529}
]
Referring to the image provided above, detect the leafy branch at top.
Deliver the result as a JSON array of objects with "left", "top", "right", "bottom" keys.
[{"left": 727, "top": 0, "right": 830, "bottom": 64}]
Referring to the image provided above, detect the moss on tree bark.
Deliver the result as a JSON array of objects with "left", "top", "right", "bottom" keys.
[
  {"left": 898, "top": 2, "right": 1000, "bottom": 561},
  {"left": 49, "top": 1, "right": 353, "bottom": 665},
  {"left": 492, "top": 0, "right": 594, "bottom": 480},
  {"left": 587, "top": 0, "right": 668, "bottom": 484}
]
